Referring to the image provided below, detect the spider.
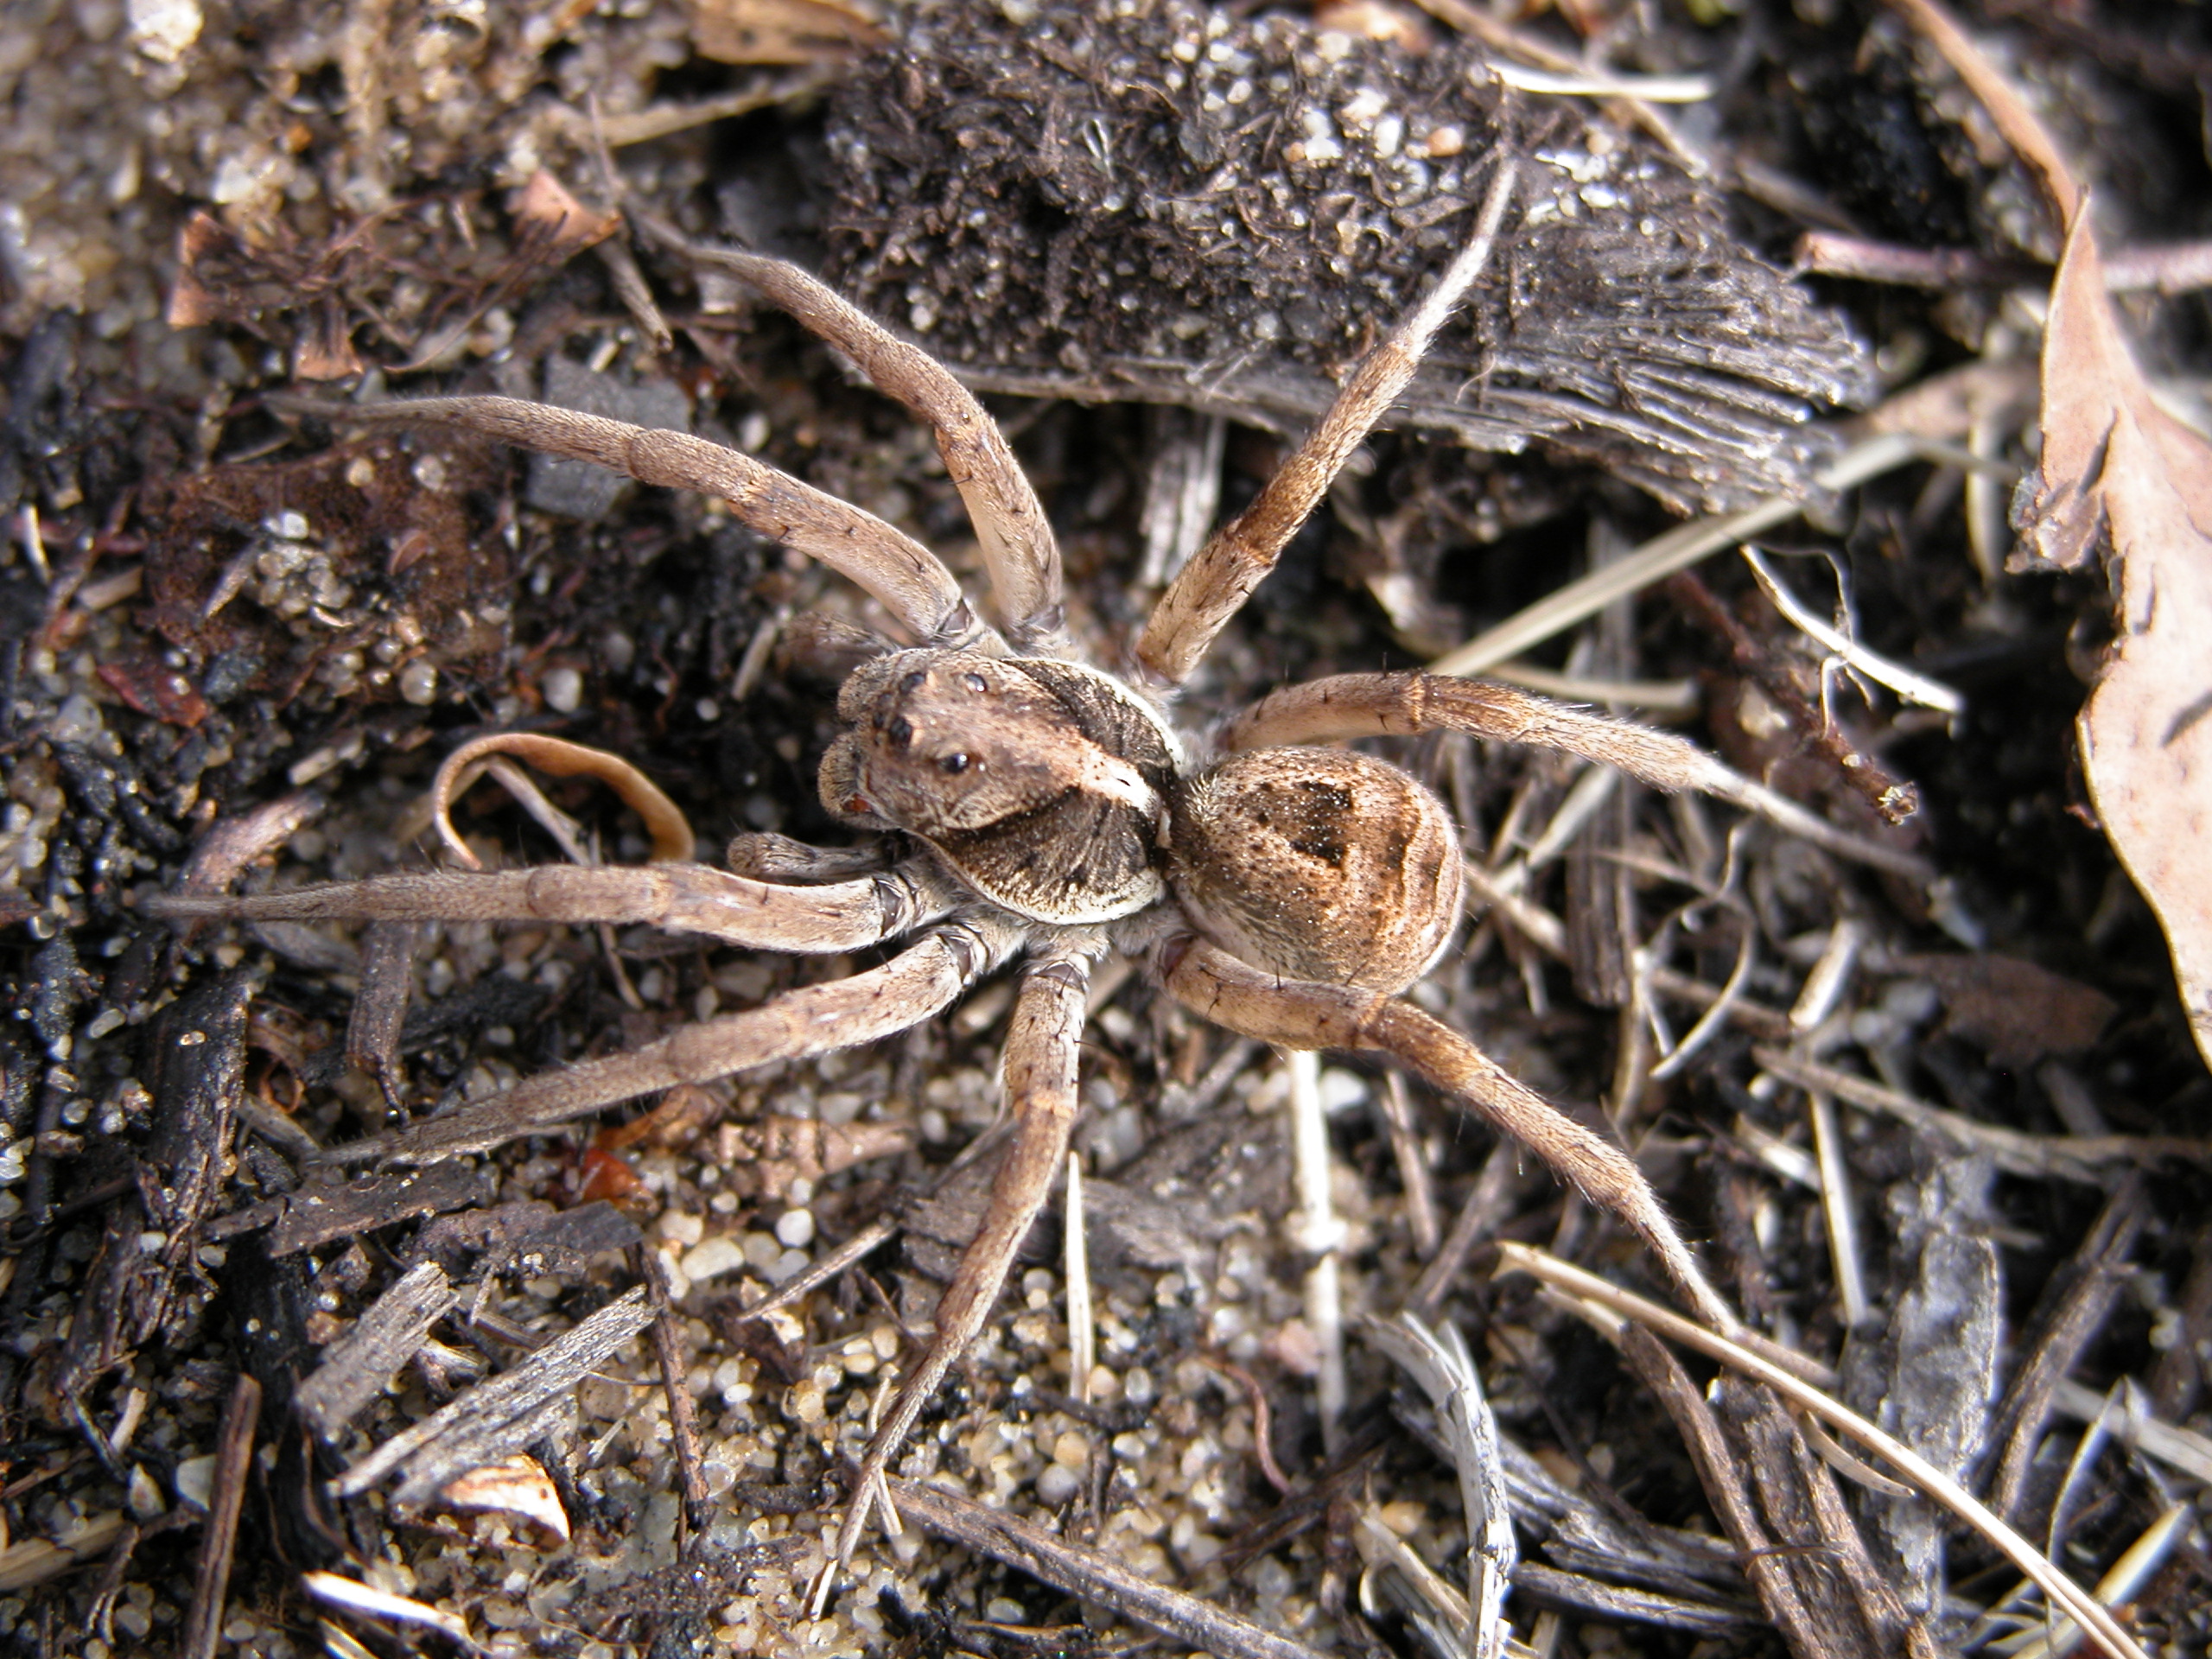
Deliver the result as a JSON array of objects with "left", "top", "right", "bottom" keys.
[{"left": 154, "top": 167, "right": 1855, "bottom": 1605}]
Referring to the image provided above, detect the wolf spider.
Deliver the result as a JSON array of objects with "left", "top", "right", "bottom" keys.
[{"left": 156, "top": 168, "right": 1854, "bottom": 1604}]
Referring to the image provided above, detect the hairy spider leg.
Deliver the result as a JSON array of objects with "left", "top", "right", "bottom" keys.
[
  {"left": 345, "top": 912, "right": 1024, "bottom": 1165},
  {"left": 275, "top": 393, "right": 1001, "bottom": 653},
  {"left": 1133, "top": 158, "right": 1519, "bottom": 690},
  {"left": 1223, "top": 671, "right": 1930, "bottom": 880},
  {"left": 637, "top": 220, "right": 1070, "bottom": 652},
  {"left": 812, "top": 936, "right": 1100, "bottom": 1615},
  {"left": 1160, "top": 935, "right": 1738, "bottom": 1334},
  {"left": 149, "top": 869, "right": 1001, "bottom": 1164}
]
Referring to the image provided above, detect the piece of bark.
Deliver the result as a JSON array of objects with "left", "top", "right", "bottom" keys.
[
  {"left": 1978, "top": 1177, "right": 2146, "bottom": 1521},
  {"left": 56, "top": 975, "right": 251, "bottom": 1403},
  {"left": 1840, "top": 1153, "right": 2002, "bottom": 1624},
  {"left": 295, "top": 1262, "right": 457, "bottom": 1442},
  {"left": 334, "top": 1288, "right": 653, "bottom": 1507},
  {"left": 825, "top": 3, "right": 1871, "bottom": 516}
]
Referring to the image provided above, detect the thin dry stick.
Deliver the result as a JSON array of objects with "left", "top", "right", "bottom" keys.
[
  {"left": 181, "top": 1373, "right": 260, "bottom": 1659},
  {"left": 1287, "top": 1048, "right": 1347, "bottom": 1449},
  {"left": 1377, "top": 1071, "right": 1442, "bottom": 1255},
  {"left": 1065, "top": 1151, "right": 1094, "bottom": 1404},
  {"left": 632, "top": 1243, "right": 711, "bottom": 1535},
  {"left": 1429, "top": 433, "right": 1926, "bottom": 679},
  {"left": 715, "top": 1217, "right": 899, "bottom": 1327},
  {"left": 1496, "top": 1242, "right": 2151, "bottom": 1659},
  {"left": 1753, "top": 1047, "right": 2212, "bottom": 1183}
]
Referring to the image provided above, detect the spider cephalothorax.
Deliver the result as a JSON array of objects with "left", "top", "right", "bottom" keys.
[{"left": 152, "top": 173, "right": 1890, "bottom": 1606}]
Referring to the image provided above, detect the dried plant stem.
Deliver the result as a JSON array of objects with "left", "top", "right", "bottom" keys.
[
  {"left": 1287, "top": 1048, "right": 1347, "bottom": 1449},
  {"left": 1429, "top": 433, "right": 1929, "bottom": 679},
  {"left": 1065, "top": 1152, "right": 1094, "bottom": 1404},
  {"left": 1497, "top": 1243, "right": 2151, "bottom": 1659}
]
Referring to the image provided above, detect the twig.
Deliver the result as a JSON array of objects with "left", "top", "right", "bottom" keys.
[
  {"left": 1979, "top": 1179, "right": 2146, "bottom": 1518},
  {"left": 709, "top": 1216, "right": 898, "bottom": 1326},
  {"left": 2002, "top": 1502, "right": 2192, "bottom": 1659},
  {"left": 1408, "top": 1141, "right": 1521, "bottom": 1316},
  {"left": 632, "top": 1243, "right": 712, "bottom": 1536},
  {"left": 1751, "top": 1048, "right": 2212, "bottom": 1183},
  {"left": 1376, "top": 1072, "right": 1441, "bottom": 1256},
  {"left": 1497, "top": 1243, "right": 2151, "bottom": 1659},
  {"left": 1807, "top": 1090, "right": 1870, "bottom": 1332},
  {"left": 1739, "top": 546, "right": 1964, "bottom": 715},
  {"left": 1288, "top": 1049, "right": 1346, "bottom": 1450},
  {"left": 1362, "top": 1315, "right": 1515, "bottom": 1659},
  {"left": 1429, "top": 433, "right": 1930, "bottom": 680},
  {"left": 181, "top": 1373, "right": 260, "bottom": 1659},
  {"left": 887, "top": 1477, "right": 1334, "bottom": 1659},
  {"left": 1065, "top": 1152, "right": 1094, "bottom": 1405},
  {"left": 2050, "top": 1378, "right": 2212, "bottom": 1485},
  {"left": 1665, "top": 569, "right": 1922, "bottom": 823},
  {"left": 334, "top": 1289, "right": 653, "bottom": 1503}
]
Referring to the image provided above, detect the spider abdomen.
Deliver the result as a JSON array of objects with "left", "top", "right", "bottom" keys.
[{"left": 1166, "top": 747, "right": 1465, "bottom": 993}]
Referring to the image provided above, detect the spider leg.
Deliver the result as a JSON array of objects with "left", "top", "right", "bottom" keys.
[
  {"left": 1133, "top": 160, "right": 1517, "bottom": 690},
  {"left": 272, "top": 394, "right": 997, "bottom": 652},
  {"left": 812, "top": 935, "right": 1099, "bottom": 1616},
  {"left": 1157, "top": 935, "right": 1738, "bottom": 1334},
  {"left": 327, "top": 911, "right": 1025, "bottom": 1166},
  {"left": 636, "top": 223, "right": 1069, "bottom": 652},
  {"left": 147, "top": 859, "right": 963, "bottom": 952},
  {"left": 1220, "top": 671, "right": 1930, "bottom": 880}
]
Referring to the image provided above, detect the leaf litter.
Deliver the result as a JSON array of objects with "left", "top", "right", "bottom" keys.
[{"left": 6, "top": 2, "right": 2212, "bottom": 1656}]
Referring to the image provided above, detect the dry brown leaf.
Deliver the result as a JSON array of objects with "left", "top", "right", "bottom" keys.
[
  {"left": 507, "top": 170, "right": 619, "bottom": 262},
  {"left": 439, "top": 1454, "right": 570, "bottom": 1545},
  {"left": 2013, "top": 210, "right": 2212, "bottom": 1071},
  {"left": 1898, "top": 952, "right": 2118, "bottom": 1070}
]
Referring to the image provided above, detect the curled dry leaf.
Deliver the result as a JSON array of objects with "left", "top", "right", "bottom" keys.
[
  {"left": 439, "top": 1454, "right": 570, "bottom": 1546},
  {"left": 429, "top": 733, "right": 698, "bottom": 868},
  {"left": 2012, "top": 209, "right": 2212, "bottom": 1071}
]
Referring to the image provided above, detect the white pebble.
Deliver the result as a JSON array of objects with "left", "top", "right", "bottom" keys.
[
  {"left": 1035, "top": 1462, "right": 1083, "bottom": 1504},
  {"left": 681, "top": 1235, "right": 746, "bottom": 1285},
  {"left": 542, "top": 665, "right": 582, "bottom": 714},
  {"left": 774, "top": 1207, "right": 816, "bottom": 1249},
  {"left": 174, "top": 1454, "right": 217, "bottom": 1511},
  {"left": 398, "top": 659, "right": 438, "bottom": 705}
]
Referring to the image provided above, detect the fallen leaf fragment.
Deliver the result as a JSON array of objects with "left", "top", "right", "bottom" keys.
[
  {"left": 507, "top": 170, "right": 619, "bottom": 262},
  {"left": 1898, "top": 953, "right": 2118, "bottom": 1070},
  {"left": 2013, "top": 209, "right": 2212, "bottom": 1071},
  {"left": 439, "top": 1454, "right": 570, "bottom": 1546}
]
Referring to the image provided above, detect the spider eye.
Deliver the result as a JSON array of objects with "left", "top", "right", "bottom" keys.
[
  {"left": 962, "top": 671, "right": 988, "bottom": 693},
  {"left": 939, "top": 753, "right": 971, "bottom": 775},
  {"left": 900, "top": 670, "right": 929, "bottom": 693},
  {"left": 885, "top": 715, "right": 913, "bottom": 747}
]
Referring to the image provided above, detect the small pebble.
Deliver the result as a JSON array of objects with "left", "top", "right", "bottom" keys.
[
  {"left": 542, "top": 664, "right": 582, "bottom": 714},
  {"left": 774, "top": 1208, "right": 816, "bottom": 1249},
  {"left": 681, "top": 1236, "right": 746, "bottom": 1285},
  {"left": 174, "top": 1454, "right": 217, "bottom": 1512},
  {"left": 1035, "top": 1462, "right": 1082, "bottom": 1504},
  {"left": 398, "top": 658, "right": 438, "bottom": 705}
]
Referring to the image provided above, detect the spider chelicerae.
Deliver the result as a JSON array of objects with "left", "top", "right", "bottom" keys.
[{"left": 155, "top": 166, "right": 1856, "bottom": 1604}]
